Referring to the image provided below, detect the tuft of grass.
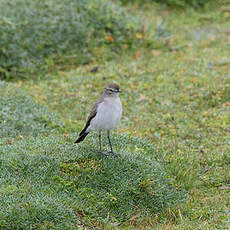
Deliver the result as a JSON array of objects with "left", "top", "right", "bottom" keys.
[
  {"left": 0, "top": 0, "right": 138, "bottom": 79},
  {"left": 0, "top": 81, "right": 63, "bottom": 141},
  {"left": 120, "top": 0, "right": 216, "bottom": 8},
  {"left": 0, "top": 135, "right": 185, "bottom": 229}
]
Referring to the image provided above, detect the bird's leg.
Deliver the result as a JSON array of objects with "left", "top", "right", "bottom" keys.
[
  {"left": 99, "top": 131, "right": 102, "bottom": 152},
  {"left": 107, "top": 131, "right": 120, "bottom": 157},
  {"left": 98, "top": 131, "right": 104, "bottom": 157},
  {"left": 107, "top": 130, "right": 114, "bottom": 154}
]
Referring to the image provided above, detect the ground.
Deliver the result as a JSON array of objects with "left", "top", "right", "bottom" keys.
[{"left": 1, "top": 2, "right": 230, "bottom": 229}]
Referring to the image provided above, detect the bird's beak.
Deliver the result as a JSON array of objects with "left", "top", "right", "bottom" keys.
[{"left": 118, "top": 90, "right": 122, "bottom": 93}]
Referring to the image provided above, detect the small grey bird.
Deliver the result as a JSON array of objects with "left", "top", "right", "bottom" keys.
[{"left": 75, "top": 83, "right": 122, "bottom": 156}]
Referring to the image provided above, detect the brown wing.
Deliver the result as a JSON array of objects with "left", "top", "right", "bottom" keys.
[
  {"left": 78, "top": 96, "right": 103, "bottom": 136},
  {"left": 75, "top": 95, "right": 104, "bottom": 144}
]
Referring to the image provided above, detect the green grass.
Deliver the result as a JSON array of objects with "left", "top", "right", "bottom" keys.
[
  {"left": 120, "top": 0, "right": 215, "bottom": 8},
  {"left": 0, "top": 81, "right": 62, "bottom": 142},
  {"left": 1, "top": 1, "right": 230, "bottom": 229},
  {"left": 0, "top": 0, "right": 137, "bottom": 79},
  {"left": 0, "top": 134, "right": 184, "bottom": 229}
]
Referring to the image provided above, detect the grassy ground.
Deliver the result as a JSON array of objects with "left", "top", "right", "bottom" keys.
[{"left": 1, "top": 2, "right": 230, "bottom": 229}]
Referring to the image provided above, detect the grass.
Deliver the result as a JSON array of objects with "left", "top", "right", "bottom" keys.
[
  {"left": 0, "top": 81, "right": 62, "bottom": 142},
  {"left": 0, "top": 134, "right": 184, "bottom": 229},
  {"left": 1, "top": 1, "right": 230, "bottom": 229},
  {"left": 0, "top": 0, "right": 137, "bottom": 79},
  {"left": 120, "top": 0, "right": 215, "bottom": 8}
]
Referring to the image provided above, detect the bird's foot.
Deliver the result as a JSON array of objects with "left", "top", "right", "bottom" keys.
[
  {"left": 107, "top": 151, "right": 120, "bottom": 157},
  {"left": 97, "top": 151, "right": 108, "bottom": 158}
]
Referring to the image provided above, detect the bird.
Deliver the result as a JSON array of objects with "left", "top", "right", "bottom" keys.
[{"left": 75, "top": 83, "right": 122, "bottom": 157}]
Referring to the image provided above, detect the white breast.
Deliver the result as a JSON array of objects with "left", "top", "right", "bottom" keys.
[{"left": 89, "top": 97, "right": 122, "bottom": 131}]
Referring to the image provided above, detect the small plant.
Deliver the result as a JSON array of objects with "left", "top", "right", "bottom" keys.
[{"left": 0, "top": 0, "right": 138, "bottom": 79}]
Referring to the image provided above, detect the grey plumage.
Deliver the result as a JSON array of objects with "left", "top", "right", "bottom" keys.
[{"left": 74, "top": 83, "right": 122, "bottom": 156}]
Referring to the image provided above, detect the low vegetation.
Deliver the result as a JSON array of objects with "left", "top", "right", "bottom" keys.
[
  {"left": 0, "top": 134, "right": 184, "bottom": 229},
  {"left": 0, "top": 0, "right": 229, "bottom": 229},
  {"left": 0, "top": 82, "right": 62, "bottom": 142},
  {"left": 120, "top": 0, "right": 215, "bottom": 8},
  {"left": 0, "top": 0, "right": 137, "bottom": 79}
]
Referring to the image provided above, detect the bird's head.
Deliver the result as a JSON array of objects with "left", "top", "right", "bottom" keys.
[{"left": 104, "top": 83, "right": 121, "bottom": 96}]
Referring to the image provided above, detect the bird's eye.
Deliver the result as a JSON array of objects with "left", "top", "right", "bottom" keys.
[{"left": 106, "top": 88, "right": 117, "bottom": 93}]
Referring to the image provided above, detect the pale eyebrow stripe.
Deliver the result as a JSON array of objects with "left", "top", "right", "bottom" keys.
[{"left": 106, "top": 88, "right": 116, "bottom": 91}]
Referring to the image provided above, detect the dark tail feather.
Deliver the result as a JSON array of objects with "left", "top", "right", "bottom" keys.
[{"left": 75, "top": 132, "right": 89, "bottom": 143}]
